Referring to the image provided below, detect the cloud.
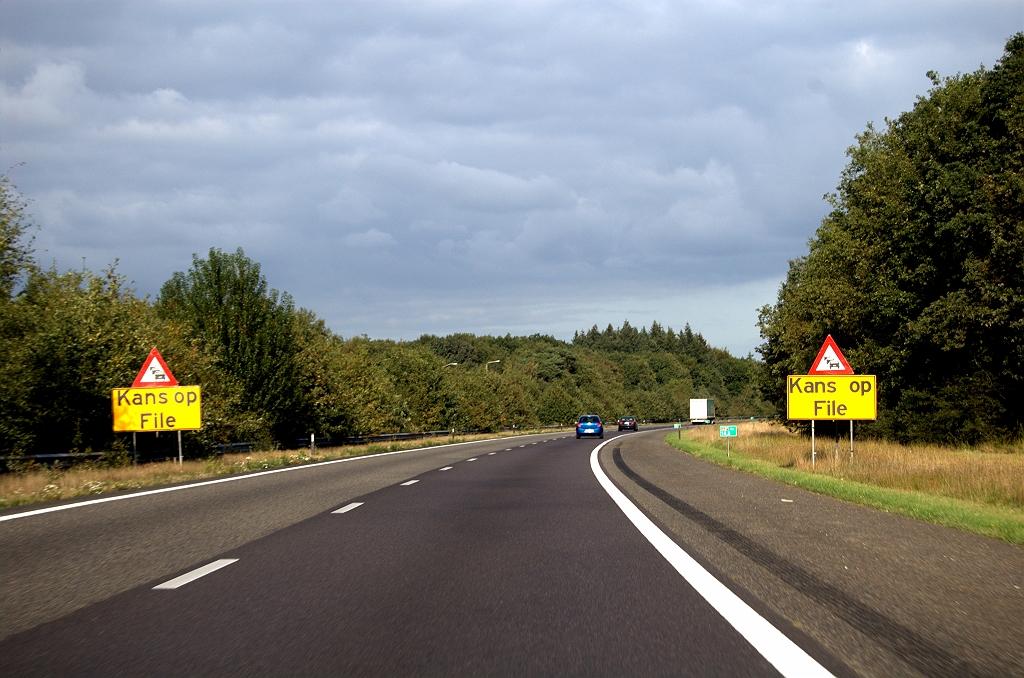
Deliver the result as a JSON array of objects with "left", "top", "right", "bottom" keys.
[
  {"left": 1, "top": 0, "right": 1018, "bottom": 353},
  {"left": 344, "top": 228, "right": 394, "bottom": 248}
]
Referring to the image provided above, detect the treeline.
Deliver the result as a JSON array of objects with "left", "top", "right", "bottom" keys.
[
  {"left": 0, "top": 183, "right": 767, "bottom": 457},
  {"left": 758, "top": 34, "right": 1024, "bottom": 443}
]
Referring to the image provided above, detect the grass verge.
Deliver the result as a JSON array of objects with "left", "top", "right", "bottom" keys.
[
  {"left": 665, "top": 429, "right": 1024, "bottom": 545},
  {"left": 0, "top": 429, "right": 568, "bottom": 511}
]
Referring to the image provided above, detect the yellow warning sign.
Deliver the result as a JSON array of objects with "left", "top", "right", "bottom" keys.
[
  {"left": 786, "top": 375, "right": 877, "bottom": 420},
  {"left": 112, "top": 386, "right": 202, "bottom": 432}
]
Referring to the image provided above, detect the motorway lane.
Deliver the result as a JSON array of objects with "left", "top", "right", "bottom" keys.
[
  {"left": 1, "top": 431, "right": 804, "bottom": 676},
  {"left": 0, "top": 432, "right": 566, "bottom": 641}
]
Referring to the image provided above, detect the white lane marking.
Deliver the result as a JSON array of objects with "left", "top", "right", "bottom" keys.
[
  {"left": 466, "top": 458, "right": 477, "bottom": 462},
  {"left": 781, "top": 499, "right": 794, "bottom": 503},
  {"left": 332, "top": 502, "right": 363, "bottom": 514},
  {"left": 0, "top": 433, "right": 555, "bottom": 523},
  {"left": 504, "top": 449, "right": 512, "bottom": 451},
  {"left": 401, "top": 480, "right": 420, "bottom": 486},
  {"left": 153, "top": 559, "right": 238, "bottom": 590},
  {"left": 488, "top": 452, "right": 496, "bottom": 455},
  {"left": 439, "top": 466, "right": 453, "bottom": 471},
  {"left": 519, "top": 445, "right": 526, "bottom": 448},
  {"left": 589, "top": 439, "right": 835, "bottom": 678}
]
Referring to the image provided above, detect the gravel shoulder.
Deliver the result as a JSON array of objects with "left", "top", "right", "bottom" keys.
[{"left": 600, "top": 429, "right": 1024, "bottom": 678}]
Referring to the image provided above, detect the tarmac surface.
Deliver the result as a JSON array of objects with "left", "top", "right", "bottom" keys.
[{"left": 1, "top": 427, "right": 1021, "bottom": 676}]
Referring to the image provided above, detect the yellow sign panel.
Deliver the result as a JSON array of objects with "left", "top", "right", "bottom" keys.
[
  {"left": 112, "top": 386, "right": 202, "bottom": 432},
  {"left": 786, "top": 375, "right": 877, "bottom": 420}
]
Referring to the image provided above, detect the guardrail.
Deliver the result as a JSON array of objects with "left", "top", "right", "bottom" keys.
[
  {"left": 275, "top": 424, "right": 568, "bottom": 454},
  {"left": 0, "top": 422, "right": 635, "bottom": 469}
]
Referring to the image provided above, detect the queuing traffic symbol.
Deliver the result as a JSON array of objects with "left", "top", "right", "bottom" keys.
[
  {"left": 132, "top": 348, "right": 179, "bottom": 387},
  {"left": 808, "top": 335, "right": 854, "bottom": 375}
]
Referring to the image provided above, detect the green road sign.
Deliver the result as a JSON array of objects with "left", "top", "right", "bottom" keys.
[{"left": 719, "top": 425, "right": 737, "bottom": 437}]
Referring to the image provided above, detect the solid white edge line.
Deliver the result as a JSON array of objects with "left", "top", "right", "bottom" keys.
[
  {"left": 588, "top": 438, "right": 835, "bottom": 678},
  {"left": 332, "top": 502, "right": 363, "bottom": 514},
  {"left": 401, "top": 480, "right": 420, "bottom": 486},
  {"left": 153, "top": 559, "right": 238, "bottom": 590},
  {"left": 0, "top": 432, "right": 562, "bottom": 523}
]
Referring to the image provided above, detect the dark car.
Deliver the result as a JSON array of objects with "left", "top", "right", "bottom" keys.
[
  {"left": 617, "top": 416, "right": 638, "bottom": 431},
  {"left": 575, "top": 415, "right": 604, "bottom": 439}
]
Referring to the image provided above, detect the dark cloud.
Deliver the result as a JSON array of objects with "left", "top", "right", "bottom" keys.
[{"left": 2, "top": 0, "right": 1019, "bottom": 352}]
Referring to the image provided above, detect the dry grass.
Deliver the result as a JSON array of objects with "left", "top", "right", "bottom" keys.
[
  {"left": 0, "top": 429, "right": 568, "bottom": 510},
  {"left": 686, "top": 422, "right": 1024, "bottom": 510}
]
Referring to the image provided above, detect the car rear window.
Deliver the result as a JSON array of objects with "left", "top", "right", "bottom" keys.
[{"left": 580, "top": 415, "right": 600, "bottom": 423}]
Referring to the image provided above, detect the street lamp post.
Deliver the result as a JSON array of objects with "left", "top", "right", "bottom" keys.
[{"left": 486, "top": 360, "right": 501, "bottom": 371}]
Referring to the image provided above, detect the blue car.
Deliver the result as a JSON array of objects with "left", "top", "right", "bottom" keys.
[{"left": 576, "top": 414, "right": 604, "bottom": 439}]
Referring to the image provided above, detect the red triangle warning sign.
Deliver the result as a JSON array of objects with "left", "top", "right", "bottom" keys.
[
  {"left": 808, "top": 335, "right": 854, "bottom": 375},
  {"left": 132, "top": 348, "right": 179, "bottom": 387}
]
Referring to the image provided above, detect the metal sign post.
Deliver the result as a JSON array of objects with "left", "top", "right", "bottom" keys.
[{"left": 177, "top": 430, "right": 183, "bottom": 467}]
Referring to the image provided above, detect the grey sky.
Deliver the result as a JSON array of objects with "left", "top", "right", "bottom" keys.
[{"left": 2, "top": 1, "right": 1019, "bottom": 354}]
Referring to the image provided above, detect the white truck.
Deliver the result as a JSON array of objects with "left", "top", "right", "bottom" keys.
[{"left": 689, "top": 398, "right": 715, "bottom": 425}]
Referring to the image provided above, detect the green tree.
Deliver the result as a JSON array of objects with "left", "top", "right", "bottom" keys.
[
  {"left": 758, "top": 34, "right": 1024, "bottom": 442},
  {"left": 157, "top": 248, "right": 305, "bottom": 442},
  {"left": 0, "top": 172, "right": 35, "bottom": 299}
]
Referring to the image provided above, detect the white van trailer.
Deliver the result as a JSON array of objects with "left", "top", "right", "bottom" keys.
[{"left": 689, "top": 398, "right": 715, "bottom": 425}]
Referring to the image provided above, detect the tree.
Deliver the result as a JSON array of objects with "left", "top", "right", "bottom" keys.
[
  {"left": 157, "top": 248, "right": 305, "bottom": 442},
  {"left": 0, "top": 172, "right": 35, "bottom": 299},
  {"left": 758, "top": 34, "right": 1024, "bottom": 443}
]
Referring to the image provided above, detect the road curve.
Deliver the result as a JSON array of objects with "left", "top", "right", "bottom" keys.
[
  {"left": 1, "top": 429, "right": 838, "bottom": 676},
  {"left": 7, "top": 427, "right": 1017, "bottom": 676}
]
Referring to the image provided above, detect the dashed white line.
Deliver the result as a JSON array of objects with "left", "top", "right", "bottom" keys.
[
  {"left": 466, "top": 458, "right": 478, "bottom": 462},
  {"left": 487, "top": 452, "right": 496, "bottom": 455},
  {"left": 0, "top": 433, "right": 554, "bottom": 523},
  {"left": 332, "top": 502, "right": 364, "bottom": 514},
  {"left": 153, "top": 559, "right": 238, "bottom": 590},
  {"left": 401, "top": 480, "right": 420, "bottom": 486},
  {"left": 504, "top": 448, "right": 512, "bottom": 451},
  {"left": 519, "top": 445, "right": 526, "bottom": 448},
  {"left": 439, "top": 466, "right": 453, "bottom": 471}
]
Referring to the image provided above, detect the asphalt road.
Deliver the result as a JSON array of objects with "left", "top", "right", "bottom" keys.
[
  {"left": 2, "top": 428, "right": 1020, "bottom": 676},
  {"left": 2, "top": 430, "right": 800, "bottom": 676}
]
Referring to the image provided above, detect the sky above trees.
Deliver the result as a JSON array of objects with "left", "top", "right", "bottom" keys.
[{"left": 1, "top": 0, "right": 1018, "bottom": 353}]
